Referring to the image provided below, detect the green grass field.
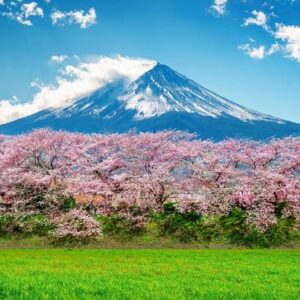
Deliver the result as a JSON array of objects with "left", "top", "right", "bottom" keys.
[{"left": 0, "top": 249, "right": 299, "bottom": 299}]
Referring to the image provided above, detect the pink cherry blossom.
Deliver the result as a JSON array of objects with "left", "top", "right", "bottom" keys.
[{"left": 0, "top": 129, "right": 299, "bottom": 231}]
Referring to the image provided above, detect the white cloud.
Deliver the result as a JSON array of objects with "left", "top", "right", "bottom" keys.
[
  {"left": 274, "top": 23, "right": 300, "bottom": 61},
  {"left": 50, "top": 8, "right": 97, "bottom": 29},
  {"left": 0, "top": 56, "right": 156, "bottom": 125},
  {"left": 0, "top": 99, "right": 36, "bottom": 125},
  {"left": 268, "top": 42, "right": 281, "bottom": 55},
  {"left": 21, "top": 2, "right": 43, "bottom": 19},
  {"left": 239, "top": 42, "right": 281, "bottom": 59},
  {"left": 0, "top": 2, "right": 96, "bottom": 28},
  {"left": 50, "top": 10, "right": 65, "bottom": 24},
  {"left": 207, "top": 0, "right": 300, "bottom": 63},
  {"left": 243, "top": 10, "right": 268, "bottom": 30},
  {"left": 239, "top": 44, "right": 266, "bottom": 59},
  {"left": 210, "top": 0, "right": 228, "bottom": 16},
  {"left": 240, "top": 21, "right": 300, "bottom": 62},
  {"left": 237, "top": 3, "right": 300, "bottom": 62},
  {"left": 51, "top": 55, "right": 68, "bottom": 63},
  {"left": 70, "top": 8, "right": 97, "bottom": 29},
  {"left": 0, "top": 1, "right": 44, "bottom": 26}
]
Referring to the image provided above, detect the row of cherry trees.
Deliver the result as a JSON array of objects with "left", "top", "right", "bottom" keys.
[{"left": 0, "top": 129, "right": 299, "bottom": 231}]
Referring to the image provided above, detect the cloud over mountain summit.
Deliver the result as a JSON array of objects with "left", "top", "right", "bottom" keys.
[{"left": 0, "top": 56, "right": 156, "bottom": 125}]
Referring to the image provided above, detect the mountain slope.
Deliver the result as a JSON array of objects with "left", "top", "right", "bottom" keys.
[
  {"left": 120, "top": 64, "right": 281, "bottom": 122},
  {"left": 0, "top": 63, "right": 299, "bottom": 140}
]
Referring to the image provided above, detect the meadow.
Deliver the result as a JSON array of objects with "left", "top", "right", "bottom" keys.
[{"left": 0, "top": 249, "right": 299, "bottom": 299}]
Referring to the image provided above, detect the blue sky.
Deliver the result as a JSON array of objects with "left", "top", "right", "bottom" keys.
[{"left": 0, "top": 0, "right": 300, "bottom": 124}]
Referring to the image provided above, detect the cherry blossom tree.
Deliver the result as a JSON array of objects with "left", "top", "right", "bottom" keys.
[{"left": 0, "top": 129, "right": 299, "bottom": 232}]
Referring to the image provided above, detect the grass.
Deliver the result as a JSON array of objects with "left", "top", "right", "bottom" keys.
[{"left": 0, "top": 249, "right": 299, "bottom": 299}]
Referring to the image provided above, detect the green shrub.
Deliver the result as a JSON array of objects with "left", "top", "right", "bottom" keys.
[
  {"left": 0, "top": 215, "right": 17, "bottom": 236},
  {"left": 264, "top": 218, "right": 299, "bottom": 247},
  {"left": 59, "top": 196, "right": 76, "bottom": 210},
  {"left": 99, "top": 215, "right": 145, "bottom": 240},
  {"left": 20, "top": 215, "right": 55, "bottom": 236},
  {"left": 220, "top": 207, "right": 299, "bottom": 247},
  {"left": 197, "top": 216, "right": 224, "bottom": 243},
  {"left": 1, "top": 203, "right": 298, "bottom": 247},
  {"left": 152, "top": 203, "right": 203, "bottom": 243},
  {"left": 0, "top": 214, "right": 54, "bottom": 237}
]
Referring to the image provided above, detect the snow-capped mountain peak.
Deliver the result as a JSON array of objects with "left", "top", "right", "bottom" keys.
[{"left": 120, "top": 63, "right": 282, "bottom": 123}]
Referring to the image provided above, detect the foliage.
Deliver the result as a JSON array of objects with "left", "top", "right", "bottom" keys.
[
  {"left": 220, "top": 207, "right": 299, "bottom": 247},
  {"left": 151, "top": 204, "right": 299, "bottom": 246},
  {"left": 59, "top": 196, "right": 76, "bottom": 210},
  {"left": 0, "top": 214, "right": 54, "bottom": 237},
  {"left": 0, "top": 129, "right": 299, "bottom": 246},
  {"left": 152, "top": 202, "right": 204, "bottom": 243},
  {"left": 99, "top": 214, "right": 145, "bottom": 240}
]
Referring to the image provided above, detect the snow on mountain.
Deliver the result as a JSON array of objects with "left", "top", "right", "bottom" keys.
[
  {"left": 0, "top": 61, "right": 299, "bottom": 140},
  {"left": 120, "top": 63, "right": 283, "bottom": 123}
]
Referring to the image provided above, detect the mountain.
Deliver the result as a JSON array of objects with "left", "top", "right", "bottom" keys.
[{"left": 0, "top": 63, "right": 299, "bottom": 140}]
